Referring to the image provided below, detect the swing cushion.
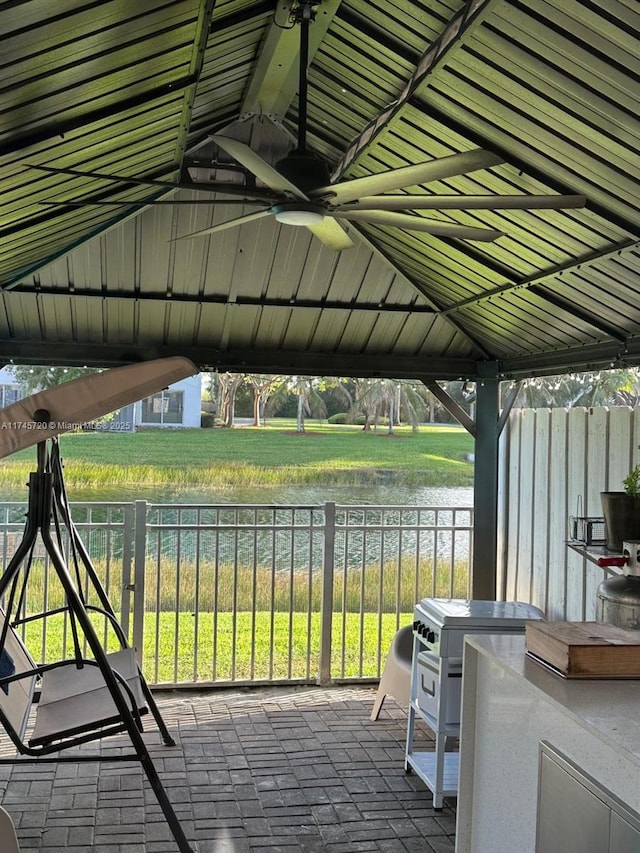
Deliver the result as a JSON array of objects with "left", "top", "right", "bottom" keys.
[
  {"left": 0, "top": 623, "right": 37, "bottom": 742},
  {"left": 0, "top": 608, "right": 147, "bottom": 751},
  {"left": 30, "top": 648, "right": 147, "bottom": 747}
]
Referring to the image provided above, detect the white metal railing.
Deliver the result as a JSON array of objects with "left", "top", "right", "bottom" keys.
[{"left": 0, "top": 501, "right": 473, "bottom": 688}]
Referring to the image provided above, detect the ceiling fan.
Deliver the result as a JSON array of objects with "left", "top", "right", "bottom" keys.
[{"left": 31, "top": 1, "right": 586, "bottom": 252}]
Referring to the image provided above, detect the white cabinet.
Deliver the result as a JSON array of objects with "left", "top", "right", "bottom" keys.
[
  {"left": 537, "top": 745, "right": 610, "bottom": 853},
  {"left": 537, "top": 743, "right": 640, "bottom": 853},
  {"left": 456, "top": 633, "right": 640, "bottom": 853}
]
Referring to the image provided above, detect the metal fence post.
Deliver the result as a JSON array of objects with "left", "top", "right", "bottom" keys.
[
  {"left": 120, "top": 503, "right": 135, "bottom": 642},
  {"left": 318, "top": 501, "right": 335, "bottom": 685},
  {"left": 132, "top": 500, "right": 147, "bottom": 667}
]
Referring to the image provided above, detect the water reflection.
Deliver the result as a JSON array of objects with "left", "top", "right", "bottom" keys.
[{"left": 53, "top": 484, "right": 474, "bottom": 506}]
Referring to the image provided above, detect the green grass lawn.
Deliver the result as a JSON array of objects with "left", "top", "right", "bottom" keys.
[
  {"left": 4, "top": 420, "right": 472, "bottom": 686},
  {"left": 25, "top": 610, "right": 413, "bottom": 684},
  {"left": 0, "top": 421, "right": 473, "bottom": 489}
]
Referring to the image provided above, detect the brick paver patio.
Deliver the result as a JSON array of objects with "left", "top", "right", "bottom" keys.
[{"left": 0, "top": 685, "right": 456, "bottom": 852}]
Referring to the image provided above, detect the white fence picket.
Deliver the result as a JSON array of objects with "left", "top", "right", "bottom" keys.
[
  {"left": 516, "top": 410, "right": 536, "bottom": 604},
  {"left": 504, "top": 407, "right": 638, "bottom": 622},
  {"left": 585, "top": 409, "right": 610, "bottom": 617},
  {"left": 566, "top": 408, "right": 589, "bottom": 620},
  {"left": 503, "top": 406, "right": 522, "bottom": 602},
  {"left": 531, "top": 409, "right": 550, "bottom": 615},
  {"left": 547, "top": 409, "right": 568, "bottom": 619}
]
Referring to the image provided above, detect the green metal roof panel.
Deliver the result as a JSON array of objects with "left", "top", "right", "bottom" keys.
[{"left": 1, "top": 0, "right": 639, "bottom": 378}]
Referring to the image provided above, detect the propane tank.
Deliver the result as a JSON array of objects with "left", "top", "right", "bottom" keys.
[{"left": 596, "top": 540, "right": 640, "bottom": 629}]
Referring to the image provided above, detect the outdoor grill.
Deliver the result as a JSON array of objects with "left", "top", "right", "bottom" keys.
[
  {"left": 412, "top": 598, "right": 544, "bottom": 658},
  {"left": 406, "top": 598, "right": 544, "bottom": 807}
]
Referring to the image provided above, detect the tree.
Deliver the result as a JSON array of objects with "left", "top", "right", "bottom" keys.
[
  {"left": 395, "top": 380, "right": 431, "bottom": 431},
  {"left": 247, "top": 375, "right": 285, "bottom": 426},
  {"left": 350, "top": 378, "right": 381, "bottom": 430},
  {"left": 505, "top": 369, "right": 640, "bottom": 409},
  {"left": 10, "top": 364, "right": 102, "bottom": 395},
  {"left": 291, "top": 377, "right": 322, "bottom": 432},
  {"left": 281, "top": 377, "right": 330, "bottom": 433},
  {"left": 349, "top": 378, "right": 429, "bottom": 433},
  {"left": 201, "top": 372, "right": 218, "bottom": 416},
  {"left": 217, "top": 373, "right": 243, "bottom": 427},
  {"left": 319, "top": 378, "right": 355, "bottom": 418},
  {"left": 266, "top": 376, "right": 349, "bottom": 430}
]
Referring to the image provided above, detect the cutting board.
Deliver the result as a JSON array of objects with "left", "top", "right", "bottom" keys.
[{"left": 525, "top": 621, "right": 640, "bottom": 678}]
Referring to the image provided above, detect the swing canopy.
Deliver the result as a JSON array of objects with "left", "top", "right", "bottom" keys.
[{"left": 0, "top": 356, "right": 197, "bottom": 459}]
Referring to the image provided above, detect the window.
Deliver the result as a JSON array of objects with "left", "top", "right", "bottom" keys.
[
  {"left": 140, "top": 391, "right": 184, "bottom": 426},
  {"left": 0, "top": 386, "right": 21, "bottom": 408}
]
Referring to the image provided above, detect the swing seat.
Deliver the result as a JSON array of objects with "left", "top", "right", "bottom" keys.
[
  {"left": 0, "top": 614, "right": 147, "bottom": 753},
  {"left": 0, "top": 623, "right": 195, "bottom": 853},
  {"left": 31, "top": 648, "right": 146, "bottom": 748},
  {"left": 0, "top": 613, "right": 194, "bottom": 850}
]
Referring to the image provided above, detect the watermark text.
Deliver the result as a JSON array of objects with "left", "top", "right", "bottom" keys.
[{"left": 0, "top": 421, "right": 132, "bottom": 431}]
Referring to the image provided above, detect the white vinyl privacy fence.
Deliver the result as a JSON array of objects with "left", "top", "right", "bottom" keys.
[
  {"left": 0, "top": 501, "right": 473, "bottom": 688},
  {"left": 500, "top": 406, "right": 640, "bottom": 622}
]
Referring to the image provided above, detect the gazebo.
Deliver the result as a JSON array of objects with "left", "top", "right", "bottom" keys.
[{"left": 1, "top": 0, "right": 638, "bottom": 600}]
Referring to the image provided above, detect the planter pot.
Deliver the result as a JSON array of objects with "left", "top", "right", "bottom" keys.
[{"left": 600, "top": 492, "right": 640, "bottom": 552}]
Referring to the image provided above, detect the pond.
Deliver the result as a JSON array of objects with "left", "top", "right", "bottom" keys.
[{"left": 53, "top": 483, "right": 474, "bottom": 507}]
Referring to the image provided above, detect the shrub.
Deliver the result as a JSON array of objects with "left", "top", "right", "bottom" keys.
[{"left": 200, "top": 412, "right": 215, "bottom": 428}]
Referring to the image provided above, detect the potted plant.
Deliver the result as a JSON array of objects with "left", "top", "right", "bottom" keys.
[
  {"left": 624, "top": 465, "right": 640, "bottom": 498},
  {"left": 601, "top": 465, "right": 640, "bottom": 552}
]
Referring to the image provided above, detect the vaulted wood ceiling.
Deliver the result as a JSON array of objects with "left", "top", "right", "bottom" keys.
[{"left": 1, "top": 0, "right": 638, "bottom": 381}]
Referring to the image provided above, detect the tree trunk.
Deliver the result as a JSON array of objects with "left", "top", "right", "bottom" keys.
[
  {"left": 218, "top": 373, "right": 242, "bottom": 428},
  {"left": 253, "top": 391, "right": 261, "bottom": 427},
  {"left": 296, "top": 394, "right": 305, "bottom": 433}
]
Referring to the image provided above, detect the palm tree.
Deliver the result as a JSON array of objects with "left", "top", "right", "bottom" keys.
[
  {"left": 504, "top": 369, "right": 640, "bottom": 409},
  {"left": 287, "top": 376, "right": 329, "bottom": 432},
  {"left": 349, "top": 379, "right": 429, "bottom": 433}
]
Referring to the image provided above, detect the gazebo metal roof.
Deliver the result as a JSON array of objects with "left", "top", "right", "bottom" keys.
[{"left": 2, "top": 0, "right": 638, "bottom": 381}]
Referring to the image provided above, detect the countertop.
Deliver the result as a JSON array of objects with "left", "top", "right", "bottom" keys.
[{"left": 464, "top": 632, "right": 640, "bottom": 766}]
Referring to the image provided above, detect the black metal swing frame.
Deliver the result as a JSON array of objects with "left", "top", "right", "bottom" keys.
[{"left": 0, "top": 437, "right": 195, "bottom": 853}]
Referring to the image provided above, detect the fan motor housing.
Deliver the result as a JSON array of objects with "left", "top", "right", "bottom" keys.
[{"left": 276, "top": 150, "right": 331, "bottom": 193}]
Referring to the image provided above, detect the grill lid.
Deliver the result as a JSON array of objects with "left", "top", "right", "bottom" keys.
[{"left": 415, "top": 598, "right": 544, "bottom": 628}]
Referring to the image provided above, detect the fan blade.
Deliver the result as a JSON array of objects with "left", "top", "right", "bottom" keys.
[
  {"left": 26, "top": 164, "right": 276, "bottom": 200},
  {"left": 171, "top": 209, "right": 272, "bottom": 241},
  {"left": 344, "top": 194, "right": 587, "bottom": 211},
  {"left": 335, "top": 210, "right": 503, "bottom": 241},
  {"left": 212, "top": 136, "right": 308, "bottom": 199},
  {"left": 312, "top": 150, "right": 504, "bottom": 205},
  {"left": 306, "top": 217, "right": 354, "bottom": 251}
]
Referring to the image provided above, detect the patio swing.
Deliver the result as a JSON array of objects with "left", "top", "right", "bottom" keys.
[{"left": 0, "top": 357, "right": 198, "bottom": 853}]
